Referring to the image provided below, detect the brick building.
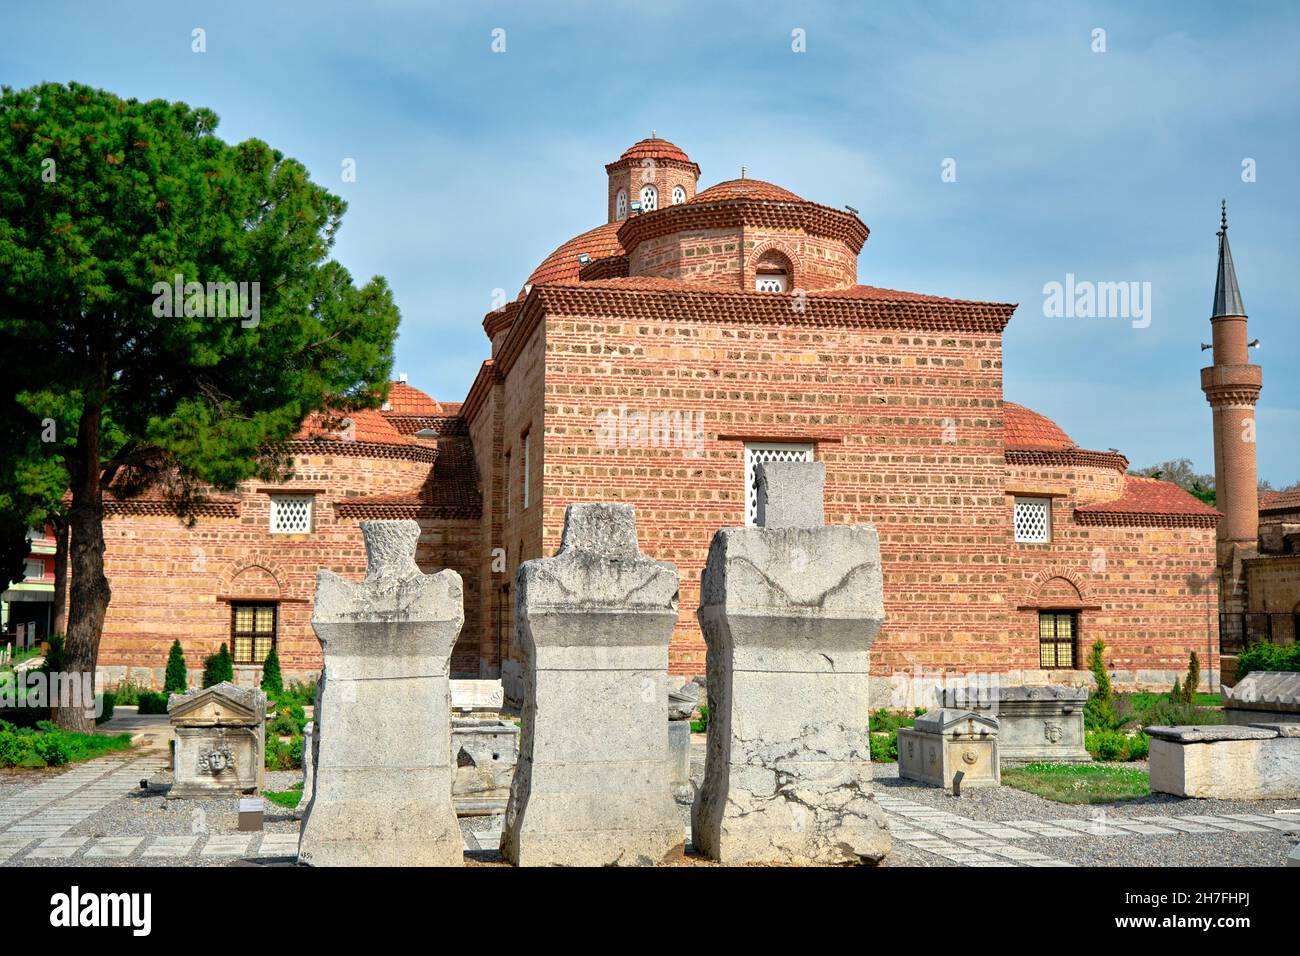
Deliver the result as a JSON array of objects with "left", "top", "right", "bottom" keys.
[{"left": 91, "top": 137, "right": 1225, "bottom": 697}]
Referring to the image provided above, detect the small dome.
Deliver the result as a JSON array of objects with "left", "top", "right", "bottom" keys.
[
  {"left": 526, "top": 222, "right": 626, "bottom": 288},
  {"left": 1004, "top": 402, "right": 1075, "bottom": 452},
  {"left": 619, "top": 137, "right": 693, "bottom": 165},
  {"left": 691, "top": 178, "right": 803, "bottom": 204},
  {"left": 383, "top": 380, "right": 443, "bottom": 415}
]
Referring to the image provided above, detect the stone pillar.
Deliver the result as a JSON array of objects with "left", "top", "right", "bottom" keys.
[
  {"left": 501, "top": 503, "right": 684, "bottom": 866},
  {"left": 297, "top": 521, "right": 464, "bottom": 867},
  {"left": 692, "top": 461, "right": 890, "bottom": 865}
]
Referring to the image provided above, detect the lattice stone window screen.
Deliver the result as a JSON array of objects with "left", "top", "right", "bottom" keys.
[
  {"left": 744, "top": 442, "right": 813, "bottom": 527},
  {"left": 640, "top": 184, "right": 658, "bottom": 211},
  {"left": 269, "top": 494, "right": 313, "bottom": 533},
  {"left": 672, "top": 185, "right": 686, "bottom": 205},
  {"left": 755, "top": 275, "right": 788, "bottom": 293},
  {"left": 1013, "top": 496, "right": 1051, "bottom": 543},
  {"left": 1038, "top": 611, "right": 1076, "bottom": 669},
  {"left": 616, "top": 189, "right": 628, "bottom": 219}
]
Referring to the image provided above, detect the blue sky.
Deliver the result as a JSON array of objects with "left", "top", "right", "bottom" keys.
[{"left": 4, "top": 1, "right": 1297, "bottom": 483}]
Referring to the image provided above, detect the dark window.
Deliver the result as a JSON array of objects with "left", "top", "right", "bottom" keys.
[
  {"left": 1038, "top": 611, "right": 1076, "bottom": 669},
  {"left": 231, "top": 603, "right": 277, "bottom": 664}
]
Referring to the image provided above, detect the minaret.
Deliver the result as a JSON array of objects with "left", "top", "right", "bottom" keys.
[{"left": 1200, "top": 201, "right": 1261, "bottom": 652}]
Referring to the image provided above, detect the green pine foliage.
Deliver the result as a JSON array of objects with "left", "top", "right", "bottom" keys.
[
  {"left": 260, "top": 646, "right": 283, "bottom": 695},
  {"left": 1183, "top": 651, "right": 1200, "bottom": 705},
  {"left": 1083, "top": 638, "right": 1116, "bottom": 730},
  {"left": 0, "top": 82, "right": 400, "bottom": 728},
  {"left": 201, "top": 643, "right": 234, "bottom": 688},
  {"left": 164, "top": 640, "right": 188, "bottom": 694}
]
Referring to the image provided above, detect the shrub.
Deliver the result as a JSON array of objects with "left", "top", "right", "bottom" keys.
[
  {"left": 269, "top": 701, "right": 306, "bottom": 737},
  {"left": 1184, "top": 651, "right": 1201, "bottom": 704},
  {"left": 690, "top": 703, "right": 709, "bottom": 734},
  {"left": 1086, "top": 729, "right": 1150, "bottom": 762},
  {"left": 1170, "top": 677, "right": 1182, "bottom": 702},
  {"left": 869, "top": 732, "right": 898, "bottom": 762},
  {"left": 95, "top": 691, "right": 115, "bottom": 725},
  {"left": 1237, "top": 641, "right": 1300, "bottom": 678},
  {"left": 110, "top": 678, "right": 148, "bottom": 706},
  {"left": 33, "top": 732, "right": 71, "bottom": 766},
  {"left": 290, "top": 735, "right": 304, "bottom": 767},
  {"left": 42, "top": 633, "right": 65, "bottom": 675},
  {"left": 137, "top": 691, "right": 169, "bottom": 715},
  {"left": 164, "top": 640, "right": 188, "bottom": 694},
  {"left": 1084, "top": 638, "right": 1117, "bottom": 730},
  {"left": 260, "top": 646, "right": 283, "bottom": 696},
  {"left": 0, "top": 726, "right": 30, "bottom": 766},
  {"left": 264, "top": 732, "right": 304, "bottom": 771},
  {"left": 283, "top": 678, "right": 318, "bottom": 707},
  {"left": 201, "top": 643, "right": 234, "bottom": 688}
]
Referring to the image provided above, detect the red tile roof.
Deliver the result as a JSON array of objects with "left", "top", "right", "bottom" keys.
[
  {"left": 295, "top": 408, "right": 409, "bottom": 445},
  {"left": 1076, "top": 475, "right": 1221, "bottom": 521},
  {"left": 562, "top": 276, "right": 997, "bottom": 305},
  {"left": 526, "top": 222, "right": 626, "bottom": 289},
  {"left": 1004, "top": 402, "right": 1075, "bottom": 452},
  {"left": 691, "top": 178, "right": 803, "bottom": 204},
  {"left": 1261, "top": 489, "right": 1300, "bottom": 513},
  {"left": 382, "top": 381, "right": 442, "bottom": 415},
  {"left": 619, "top": 137, "right": 693, "bottom": 165}
]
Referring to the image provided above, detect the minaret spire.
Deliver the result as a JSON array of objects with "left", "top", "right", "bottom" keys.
[{"left": 1212, "top": 200, "right": 1245, "bottom": 318}]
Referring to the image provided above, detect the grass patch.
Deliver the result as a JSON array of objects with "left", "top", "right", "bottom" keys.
[
  {"left": 1003, "top": 762, "right": 1150, "bottom": 804},
  {"left": 1122, "top": 691, "right": 1220, "bottom": 712},
  {"left": 263, "top": 780, "right": 304, "bottom": 809},
  {"left": 0, "top": 720, "right": 133, "bottom": 769}
]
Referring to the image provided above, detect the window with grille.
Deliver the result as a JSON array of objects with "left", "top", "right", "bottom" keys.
[
  {"left": 269, "top": 494, "right": 313, "bottom": 533},
  {"left": 1038, "top": 611, "right": 1076, "bottom": 669},
  {"left": 755, "top": 275, "right": 788, "bottom": 293},
  {"left": 521, "top": 430, "right": 531, "bottom": 510},
  {"left": 232, "top": 603, "right": 277, "bottom": 665},
  {"left": 640, "top": 184, "right": 658, "bottom": 211},
  {"left": 24, "top": 559, "right": 44, "bottom": 580},
  {"left": 1013, "top": 496, "right": 1051, "bottom": 543},
  {"left": 744, "top": 442, "right": 813, "bottom": 527},
  {"left": 672, "top": 185, "right": 686, "bottom": 205},
  {"left": 615, "top": 189, "right": 628, "bottom": 219}
]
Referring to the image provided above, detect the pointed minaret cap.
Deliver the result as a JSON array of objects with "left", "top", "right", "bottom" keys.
[{"left": 1212, "top": 200, "right": 1246, "bottom": 318}]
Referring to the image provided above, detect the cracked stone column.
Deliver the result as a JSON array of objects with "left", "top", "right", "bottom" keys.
[
  {"left": 692, "top": 461, "right": 890, "bottom": 865},
  {"left": 501, "top": 503, "right": 684, "bottom": 866},
  {"left": 298, "top": 520, "right": 463, "bottom": 867}
]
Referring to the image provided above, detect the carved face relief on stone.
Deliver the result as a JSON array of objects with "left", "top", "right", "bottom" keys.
[
  {"left": 198, "top": 747, "right": 234, "bottom": 775},
  {"left": 961, "top": 748, "right": 978, "bottom": 765},
  {"left": 1044, "top": 722, "right": 1063, "bottom": 744}
]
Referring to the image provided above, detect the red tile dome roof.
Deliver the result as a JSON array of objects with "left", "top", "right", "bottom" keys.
[
  {"left": 619, "top": 137, "right": 693, "bottom": 165},
  {"left": 525, "top": 221, "right": 626, "bottom": 288},
  {"left": 691, "top": 178, "right": 803, "bottom": 204},
  {"left": 1004, "top": 402, "right": 1075, "bottom": 452},
  {"left": 295, "top": 407, "right": 409, "bottom": 445},
  {"left": 382, "top": 380, "right": 443, "bottom": 415}
]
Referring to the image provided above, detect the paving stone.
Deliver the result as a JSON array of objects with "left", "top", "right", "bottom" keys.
[
  {"left": 28, "top": 837, "right": 88, "bottom": 859},
  {"left": 1109, "top": 821, "right": 1179, "bottom": 836},
  {"left": 1217, "top": 814, "right": 1300, "bottom": 832},
  {"left": 141, "top": 836, "right": 198, "bottom": 858},
  {"left": 1181, "top": 815, "right": 1267, "bottom": 833},
  {"left": 1133, "top": 816, "right": 1219, "bottom": 834},
  {"left": 200, "top": 835, "right": 253, "bottom": 857},
  {"left": 85, "top": 837, "right": 142, "bottom": 859}
]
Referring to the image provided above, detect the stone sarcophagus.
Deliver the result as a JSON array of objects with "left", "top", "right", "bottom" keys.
[
  {"left": 692, "top": 461, "right": 890, "bottom": 866},
  {"left": 1222, "top": 671, "right": 1300, "bottom": 726},
  {"left": 298, "top": 520, "right": 464, "bottom": 867},
  {"left": 941, "top": 684, "right": 1089, "bottom": 765},
  {"left": 167, "top": 682, "right": 266, "bottom": 799},
  {"left": 501, "top": 503, "right": 684, "bottom": 867},
  {"left": 1147, "top": 723, "right": 1300, "bottom": 799},
  {"left": 897, "top": 710, "right": 1000, "bottom": 789}
]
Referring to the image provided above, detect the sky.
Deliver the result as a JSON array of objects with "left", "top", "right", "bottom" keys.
[{"left": 3, "top": 0, "right": 1297, "bottom": 483}]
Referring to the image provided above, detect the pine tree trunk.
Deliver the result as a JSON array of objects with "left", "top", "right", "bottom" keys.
[
  {"left": 56, "top": 407, "right": 111, "bottom": 733},
  {"left": 51, "top": 517, "right": 68, "bottom": 636}
]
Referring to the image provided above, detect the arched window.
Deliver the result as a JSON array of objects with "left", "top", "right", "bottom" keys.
[
  {"left": 672, "top": 185, "right": 686, "bottom": 205},
  {"left": 615, "top": 189, "right": 628, "bottom": 220},
  {"left": 754, "top": 249, "right": 791, "bottom": 292},
  {"left": 640, "top": 184, "right": 658, "bottom": 211}
]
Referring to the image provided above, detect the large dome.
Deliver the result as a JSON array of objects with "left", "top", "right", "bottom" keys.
[
  {"left": 617, "top": 136, "right": 694, "bottom": 165},
  {"left": 690, "top": 178, "right": 803, "bottom": 203},
  {"left": 1004, "top": 402, "right": 1075, "bottom": 451},
  {"left": 525, "top": 221, "right": 626, "bottom": 288}
]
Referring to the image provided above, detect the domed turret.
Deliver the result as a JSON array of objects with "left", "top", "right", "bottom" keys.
[{"left": 604, "top": 133, "right": 700, "bottom": 224}]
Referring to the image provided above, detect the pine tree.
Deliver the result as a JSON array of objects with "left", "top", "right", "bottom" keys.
[
  {"left": 1084, "top": 638, "right": 1115, "bottom": 730},
  {"left": 164, "top": 640, "right": 188, "bottom": 694},
  {"left": 1184, "top": 651, "right": 1200, "bottom": 705},
  {"left": 202, "top": 643, "right": 235, "bottom": 688},
  {"left": 260, "top": 646, "right": 283, "bottom": 696}
]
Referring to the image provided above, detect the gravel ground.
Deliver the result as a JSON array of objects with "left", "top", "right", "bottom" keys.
[{"left": 872, "top": 762, "right": 1300, "bottom": 867}]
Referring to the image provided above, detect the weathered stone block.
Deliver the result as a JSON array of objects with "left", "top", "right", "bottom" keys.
[
  {"left": 897, "top": 710, "right": 1000, "bottom": 789},
  {"left": 692, "top": 522, "right": 890, "bottom": 865},
  {"left": 501, "top": 503, "right": 683, "bottom": 866},
  {"left": 298, "top": 520, "right": 464, "bottom": 867},
  {"left": 453, "top": 718, "right": 519, "bottom": 814},
  {"left": 1223, "top": 671, "right": 1300, "bottom": 725},
  {"left": 1148, "top": 724, "right": 1300, "bottom": 799},
  {"left": 755, "top": 461, "right": 825, "bottom": 529},
  {"left": 166, "top": 682, "right": 266, "bottom": 800},
  {"left": 941, "top": 684, "right": 1089, "bottom": 765},
  {"left": 668, "top": 719, "right": 692, "bottom": 805}
]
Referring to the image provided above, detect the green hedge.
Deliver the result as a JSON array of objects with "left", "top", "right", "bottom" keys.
[
  {"left": 137, "top": 691, "right": 169, "bottom": 715},
  {"left": 1085, "top": 729, "right": 1149, "bottom": 761},
  {"left": 0, "top": 719, "right": 132, "bottom": 768},
  {"left": 1238, "top": 641, "right": 1300, "bottom": 678}
]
